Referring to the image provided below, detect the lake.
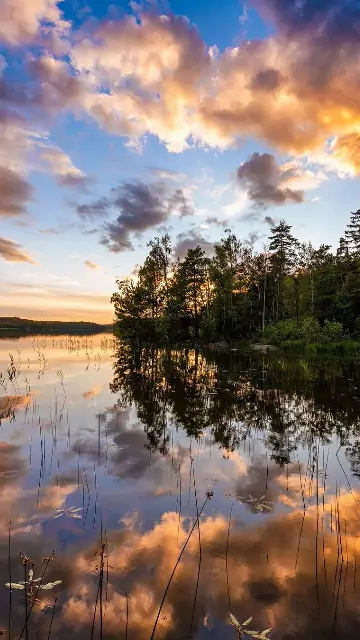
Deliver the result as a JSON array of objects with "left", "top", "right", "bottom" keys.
[{"left": 0, "top": 334, "right": 360, "bottom": 639}]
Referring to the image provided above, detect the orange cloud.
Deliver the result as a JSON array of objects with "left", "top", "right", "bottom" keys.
[
  {"left": 331, "top": 133, "right": 360, "bottom": 175},
  {"left": 67, "top": 10, "right": 360, "bottom": 169},
  {"left": 84, "top": 260, "right": 99, "bottom": 269},
  {"left": 1, "top": 2, "right": 360, "bottom": 185},
  {"left": 0, "top": 237, "right": 37, "bottom": 264},
  {"left": 2, "top": 5, "right": 360, "bottom": 182}
]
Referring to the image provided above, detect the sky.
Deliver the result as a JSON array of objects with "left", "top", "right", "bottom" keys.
[{"left": 1, "top": 0, "right": 360, "bottom": 322}]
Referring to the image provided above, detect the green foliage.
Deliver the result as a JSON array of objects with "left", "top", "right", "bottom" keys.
[
  {"left": 280, "top": 340, "right": 360, "bottom": 355},
  {"left": 262, "top": 317, "right": 347, "bottom": 347},
  {"left": 322, "top": 319, "right": 344, "bottom": 342},
  {"left": 262, "top": 317, "right": 321, "bottom": 344}
]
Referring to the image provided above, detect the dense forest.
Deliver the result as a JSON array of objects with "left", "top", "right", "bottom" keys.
[{"left": 112, "top": 210, "right": 360, "bottom": 347}]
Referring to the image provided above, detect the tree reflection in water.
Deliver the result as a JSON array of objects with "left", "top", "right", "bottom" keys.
[{"left": 110, "top": 344, "right": 360, "bottom": 473}]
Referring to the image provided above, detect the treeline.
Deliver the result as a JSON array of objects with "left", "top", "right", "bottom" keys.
[
  {"left": 0, "top": 317, "right": 112, "bottom": 337},
  {"left": 112, "top": 210, "right": 360, "bottom": 345}
]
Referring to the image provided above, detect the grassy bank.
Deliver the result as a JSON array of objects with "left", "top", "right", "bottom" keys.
[{"left": 277, "top": 339, "right": 360, "bottom": 355}]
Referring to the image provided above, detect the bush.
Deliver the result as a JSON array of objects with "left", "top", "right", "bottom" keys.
[
  {"left": 262, "top": 317, "right": 321, "bottom": 344},
  {"left": 261, "top": 317, "right": 346, "bottom": 347},
  {"left": 322, "top": 320, "right": 344, "bottom": 342}
]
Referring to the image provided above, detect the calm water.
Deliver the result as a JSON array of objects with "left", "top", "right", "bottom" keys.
[{"left": 0, "top": 334, "right": 360, "bottom": 639}]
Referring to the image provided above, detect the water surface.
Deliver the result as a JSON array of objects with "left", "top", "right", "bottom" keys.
[{"left": 0, "top": 334, "right": 360, "bottom": 639}]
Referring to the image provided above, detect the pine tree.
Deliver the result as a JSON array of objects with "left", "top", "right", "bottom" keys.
[
  {"left": 268, "top": 220, "right": 299, "bottom": 321},
  {"left": 337, "top": 236, "right": 350, "bottom": 259},
  {"left": 345, "top": 209, "right": 360, "bottom": 253}
]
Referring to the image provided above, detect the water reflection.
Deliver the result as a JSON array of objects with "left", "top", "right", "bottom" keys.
[
  {"left": 111, "top": 344, "right": 360, "bottom": 470},
  {"left": 0, "top": 336, "right": 359, "bottom": 638}
]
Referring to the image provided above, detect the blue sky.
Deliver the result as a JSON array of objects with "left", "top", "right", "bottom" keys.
[{"left": 0, "top": 0, "right": 359, "bottom": 321}]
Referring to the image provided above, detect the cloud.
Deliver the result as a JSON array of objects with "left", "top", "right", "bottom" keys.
[
  {"left": 193, "top": 2, "right": 360, "bottom": 166},
  {"left": 222, "top": 190, "right": 249, "bottom": 217},
  {"left": 252, "top": 0, "right": 360, "bottom": 44},
  {"left": 237, "top": 152, "right": 304, "bottom": 207},
  {"left": 0, "top": 0, "right": 69, "bottom": 46},
  {"left": 39, "top": 220, "right": 78, "bottom": 234},
  {"left": 76, "top": 197, "right": 110, "bottom": 221},
  {"left": 0, "top": 166, "right": 34, "bottom": 217},
  {"left": 0, "top": 116, "right": 40, "bottom": 220},
  {"left": 39, "top": 144, "right": 89, "bottom": 189},
  {"left": 263, "top": 215, "right": 276, "bottom": 227},
  {"left": 100, "top": 181, "right": 194, "bottom": 252},
  {"left": 28, "top": 55, "right": 86, "bottom": 114},
  {"left": 173, "top": 229, "right": 214, "bottom": 260},
  {"left": 130, "top": 263, "right": 140, "bottom": 277},
  {"left": 0, "top": 237, "right": 36, "bottom": 264},
  {"left": 209, "top": 183, "right": 231, "bottom": 200},
  {"left": 329, "top": 133, "right": 360, "bottom": 175},
  {"left": 84, "top": 260, "right": 98, "bottom": 269},
  {"left": 1, "top": 3, "right": 360, "bottom": 175},
  {"left": 70, "top": 12, "right": 210, "bottom": 152},
  {"left": 168, "top": 188, "right": 194, "bottom": 217},
  {"left": 205, "top": 216, "right": 228, "bottom": 228},
  {"left": 1, "top": 0, "right": 360, "bottom": 239},
  {"left": 39, "top": 227, "right": 61, "bottom": 235},
  {"left": 147, "top": 167, "right": 185, "bottom": 182},
  {"left": 243, "top": 231, "right": 261, "bottom": 246},
  {"left": 250, "top": 67, "right": 287, "bottom": 92}
]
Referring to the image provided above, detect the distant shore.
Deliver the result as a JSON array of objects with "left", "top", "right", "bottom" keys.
[{"left": 0, "top": 317, "right": 113, "bottom": 338}]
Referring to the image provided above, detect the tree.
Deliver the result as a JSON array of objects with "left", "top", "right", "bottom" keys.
[
  {"left": 147, "top": 234, "right": 172, "bottom": 305},
  {"left": 210, "top": 230, "right": 253, "bottom": 337},
  {"left": 172, "top": 246, "right": 210, "bottom": 338},
  {"left": 111, "top": 279, "right": 145, "bottom": 345},
  {"left": 268, "top": 220, "right": 299, "bottom": 321},
  {"left": 345, "top": 209, "right": 360, "bottom": 253},
  {"left": 310, "top": 244, "right": 337, "bottom": 324}
]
